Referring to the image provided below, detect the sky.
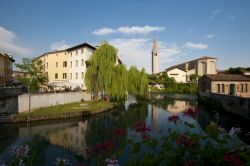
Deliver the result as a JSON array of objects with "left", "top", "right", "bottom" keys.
[{"left": 0, "top": 0, "right": 250, "bottom": 73}]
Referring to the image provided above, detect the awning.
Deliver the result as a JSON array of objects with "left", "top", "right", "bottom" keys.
[{"left": 48, "top": 81, "right": 71, "bottom": 87}]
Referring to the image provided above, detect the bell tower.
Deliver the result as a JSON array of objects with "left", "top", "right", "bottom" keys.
[{"left": 152, "top": 34, "right": 159, "bottom": 74}]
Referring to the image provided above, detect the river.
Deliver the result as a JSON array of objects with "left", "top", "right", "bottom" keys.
[{"left": 0, "top": 93, "right": 249, "bottom": 165}]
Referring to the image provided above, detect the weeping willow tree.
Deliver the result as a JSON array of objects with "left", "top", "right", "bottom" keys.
[
  {"left": 128, "top": 66, "right": 148, "bottom": 96},
  {"left": 107, "top": 64, "right": 128, "bottom": 101},
  {"left": 85, "top": 42, "right": 148, "bottom": 101},
  {"left": 85, "top": 42, "right": 126, "bottom": 101}
]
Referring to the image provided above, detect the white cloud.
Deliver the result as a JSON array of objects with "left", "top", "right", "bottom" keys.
[
  {"left": 204, "top": 33, "right": 215, "bottom": 39},
  {"left": 117, "top": 26, "right": 165, "bottom": 34},
  {"left": 0, "top": 26, "right": 32, "bottom": 56},
  {"left": 183, "top": 42, "right": 208, "bottom": 50},
  {"left": 93, "top": 27, "right": 116, "bottom": 35},
  {"left": 186, "top": 28, "right": 194, "bottom": 35},
  {"left": 93, "top": 26, "right": 165, "bottom": 35},
  {"left": 110, "top": 38, "right": 183, "bottom": 73},
  {"left": 50, "top": 40, "right": 71, "bottom": 50},
  {"left": 209, "top": 8, "right": 223, "bottom": 20},
  {"left": 229, "top": 15, "right": 235, "bottom": 20}
]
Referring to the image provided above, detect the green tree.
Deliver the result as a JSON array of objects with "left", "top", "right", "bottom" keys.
[
  {"left": 85, "top": 42, "right": 127, "bottom": 101},
  {"left": 15, "top": 58, "right": 48, "bottom": 92},
  {"left": 128, "top": 66, "right": 148, "bottom": 96}
]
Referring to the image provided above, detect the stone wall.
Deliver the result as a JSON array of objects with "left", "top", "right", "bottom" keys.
[
  {"left": 199, "top": 92, "right": 250, "bottom": 120},
  {"left": 18, "top": 91, "right": 91, "bottom": 113}
]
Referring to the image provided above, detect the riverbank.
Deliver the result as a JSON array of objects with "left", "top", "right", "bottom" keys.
[{"left": 10, "top": 101, "right": 119, "bottom": 123}]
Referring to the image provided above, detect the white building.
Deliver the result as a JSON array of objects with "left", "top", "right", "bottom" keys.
[
  {"left": 68, "top": 43, "right": 96, "bottom": 90},
  {"left": 165, "top": 56, "right": 217, "bottom": 83}
]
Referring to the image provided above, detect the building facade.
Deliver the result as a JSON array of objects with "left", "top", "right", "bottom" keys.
[
  {"left": 152, "top": 34, "right": 159, "bottom": 74},
  {"left": 199, "top": 74, "right": 250, "bottom": 98},
  {"left": 165, "top": 56, "right": 217, "bottom": 83},
  {"left": 36, "top": 43, "right": 96, "bottom": 90},
  {"left": 0, "top": 52, "right": 15, "bottom": 86}
]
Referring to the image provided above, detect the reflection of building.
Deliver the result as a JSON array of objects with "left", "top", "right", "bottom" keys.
[
  {"left": 36, "top": 43, "right": 96, "bottom": 90},
  {"left": 48, "top": 121, "right": 88, "bottom": 155},
  {"left": 167, "top": 100, "right": 189, "bottom": 113},
  {"left": 165, "top": 56, "right": 217, "bottom": 83},
  {"left": 199, "top": 74, "right": 250, "bottom": 97},
  {"left": 151, "top": 105, "right": 158, "bottom": 132},
  {"left": 0, "top": 52, "right": 15, "bottom": 86}
]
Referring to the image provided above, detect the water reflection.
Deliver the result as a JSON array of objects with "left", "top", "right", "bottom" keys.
[{"left": 0, "top": 93, "right": 249, "bottom": 165}]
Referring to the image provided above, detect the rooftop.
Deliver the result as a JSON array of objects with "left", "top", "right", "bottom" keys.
[
  {"left": 0, "top": 52, "right": 15, "bottom": 62},
  {"left": 205, "top": 74, "right": 250, "bottom": 81}
]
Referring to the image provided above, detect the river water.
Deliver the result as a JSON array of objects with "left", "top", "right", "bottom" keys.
[{"left": 0, "top": 93, "right": 249, "bottom": 165}]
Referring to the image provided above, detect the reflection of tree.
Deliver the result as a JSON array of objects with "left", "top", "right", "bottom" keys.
[
  {"left": 0, "top": 125, "right": 19, "bottom": 152},
  {"left": 27, "top": 135, "right": 50, "bottom": 166},
  {"left": 85, "top": 103, "right": 148, "bottom": 148}
]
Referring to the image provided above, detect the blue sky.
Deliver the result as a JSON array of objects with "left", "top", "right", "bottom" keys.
[{"left": 0, "top": 0, "right": 250, "bottom": 72}]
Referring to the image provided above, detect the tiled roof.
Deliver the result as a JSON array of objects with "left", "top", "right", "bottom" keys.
[
  {"left": 0, "top": 52, "right": 15, "bottom": 62},
  {"left": 165, "top": 56, "right": 217, "bottom": 71},
  {"left": 205, "top": 74, "right": 250, "bottom": 81}
]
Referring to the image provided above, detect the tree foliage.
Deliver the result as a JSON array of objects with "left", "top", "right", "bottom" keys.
[
  {"left": 85, "top": 42, "right": 148, "bottom": 101},
  {"left": 128, "top": 66, "right": 148, "bottom": 96},
  {"left": 15, "top": 58, "right": 48, "bottom": 92}
]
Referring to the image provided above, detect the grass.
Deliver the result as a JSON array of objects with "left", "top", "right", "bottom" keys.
[{"left": 17, "top": 100, "right": 113, "bottom": 117}]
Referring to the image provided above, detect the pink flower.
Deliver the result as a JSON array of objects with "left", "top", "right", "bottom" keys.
[
  {"left": 133, "top": 122, "right": 151, "bottom": 134},
  {"left": 168, "top": 115, "right": 179, "bottom": 124},
  {"left": 183, "top": 108, "right": 199, "bottom": 118},
  {"left": 113, "top": 128, "right": 126, "bottom": 136},
  {"left": 92, "top": 140, "right": 115, "bottom": 155},
  {"left": 183, "top": 160, "right": 197, "bottom": 166},
  {"left": 176, "top": 134, "right": 194, "bottom": 147},
  {"left": 223, "top": 153, "right": 244, "bottom": 166}
]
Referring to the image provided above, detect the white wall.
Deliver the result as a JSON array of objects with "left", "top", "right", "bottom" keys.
[
  {"left": 167, "top": 68, "right": 187, "bottom": 83},
  {"left": 69, "top": 47, "right": 94, "bottom": 90},
  {"left": 18, "top": 92, "right": 91, "bottom": 113}
]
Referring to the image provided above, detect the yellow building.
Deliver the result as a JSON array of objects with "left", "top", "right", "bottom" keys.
[
  {"left": 37, "top": 50, "right": 69, "bottom": 88},
  {"left": 36, "top": 42, "right": 96, "bottom": 90},
  {"left": 0, "top": 52, "right": 15, "bottom": 86}
]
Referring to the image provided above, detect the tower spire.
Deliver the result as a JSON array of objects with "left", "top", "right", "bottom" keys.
[
  {"left": 152, "top": 33, "right": 159, "bottom": 74},
  {"left": 153, "top": 33, "right": 157, "bottom": 50}
]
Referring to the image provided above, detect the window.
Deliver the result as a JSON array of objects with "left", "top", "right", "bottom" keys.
[
  {"left": 56, "top": 62, "right": 58, "bottom": 68},
  {"left": 81, "top": 72, "right": 84, "bottom": 79},
  {"left": 245, "top": 84, "right": 248, "bottom": 92},
  {"left": 70, "top": 61, "right": 72, "bottom": 68},
  {"left": 63, "top": 61, "right": 67, "bottom": 67},
  {"left": 81, "top": 59, "right": 84, "bottom": 66},
  {"left": 241, "top": 84, "right": 244, "bottom": 93},
  {"left": 63, "top": 73, "right": 67, "bottom": 79},
  {"left": 76, "top": 60, "right": 78, "bottom": 67},
  {"left": 70, "top": 73, "right": 72, "bottom": 80},
  {"left": 76, "top": 50, "right": 78, "bottom": 55},
  {"left": 47, "top": 62, "right": 48, "bottom": 69},
  {"left": 76, "top": 73, "right": 78, "bottom": 79},
  {"left": 170, "top": 74, "right": 178, "bottom": 76},
  {"left": 217, "top": 84, "right": 220, "bottom": 93},
  {"left": 70, "top": 52, "right": 72, "bottom": 57},
  {"left": 55, "top": 73, "right": 58, "bottom": 79},
  {"left": 222, "top": 84, "right": 225, "bottom": 93},
  {"left": 81, "top": 49, "right": 84, "bottom": 54}
]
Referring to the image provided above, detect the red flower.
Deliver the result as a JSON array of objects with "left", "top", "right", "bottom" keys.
[
  {"left": 92, "top": 140, "right": 115, "bottom": 155},
  {"left": 133, "top": 122, "right": 151, "bottom": 134},
  {"left": 183, "top": 108, "right": 199, "bottom": 118},
  {"left": 184, "top": 160, "right": 197, "bottom": 166},
  {"left": 77, "top": 162, "right": 88, "bottom": 166},
  {"left": 168, "top": 115, "right": 179, "bottom": 124},
  {"left": 113, "top": 128, "right": 126, "bottom": 136},
  {"left": 223, "top": 153, "right": 244, "bottom": 166},
  {"left": 176, "top": 134, "right": 194, "bottom": 147}
]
